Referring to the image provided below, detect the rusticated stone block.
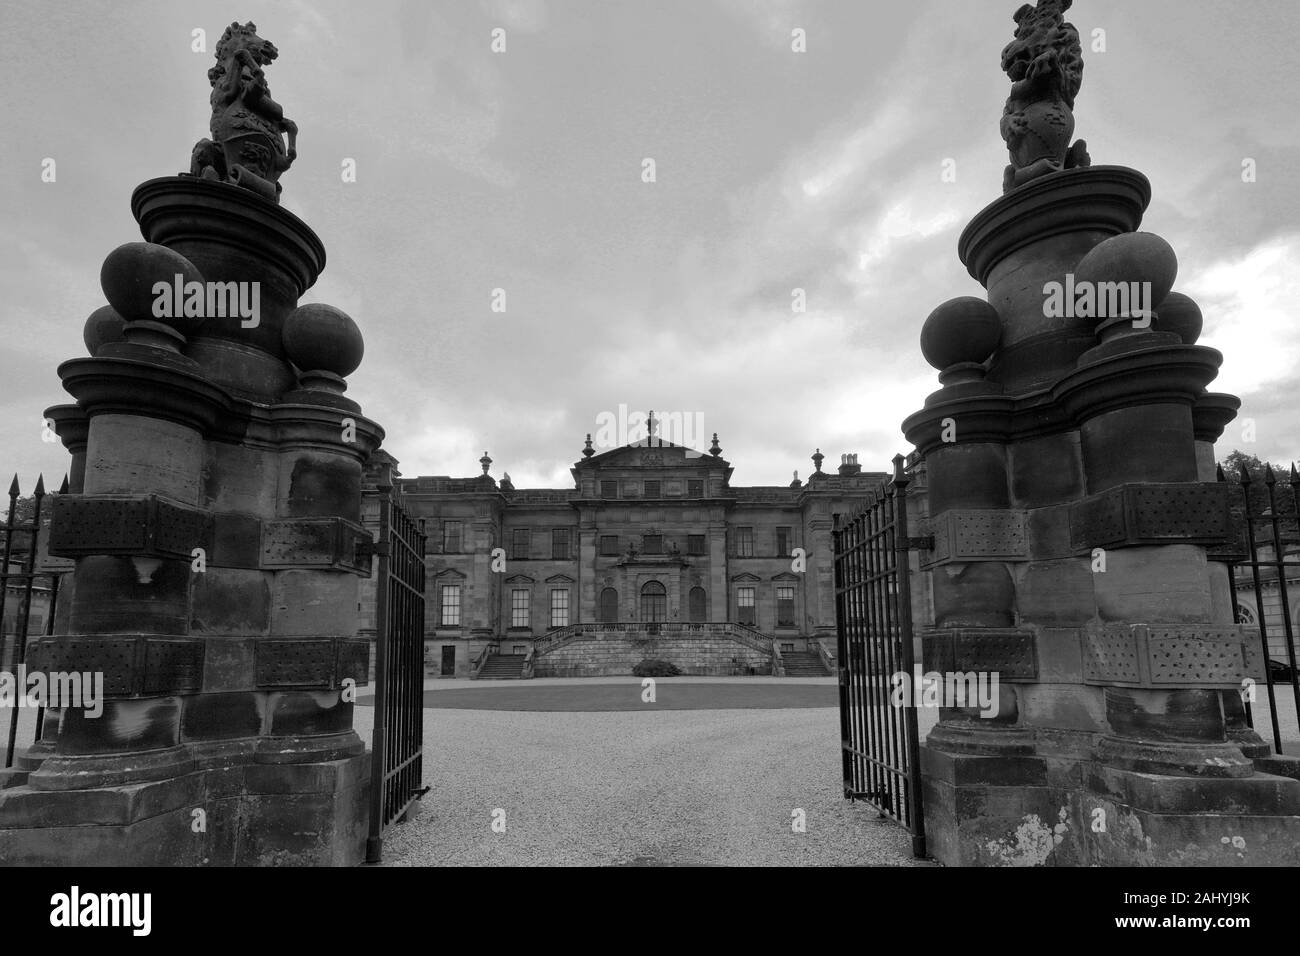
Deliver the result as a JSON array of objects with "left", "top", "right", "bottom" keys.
[
  {"left": 1069, "top": 481, "right": 1230, "bottom": 552},
  {"left": 1081, "top": 623, "right": 1263, "bottom": 688},
  {"left": 261, "top": 517, "right": 371, "bottom": 574},
  {"left": 26, "top": 634, "right": 204, "bottom": 697},
  {"left": 254, "top": 637, "right": 366, "bottom": 689},
  {"left": 923, "top": 509, "right": 1028, "bottom": 567},
  {"left": 49, "top": 494, "right": 213, "bottom": 559},
  {"left": 921, "top": 628, "right": 1038, "bottom": 680}
]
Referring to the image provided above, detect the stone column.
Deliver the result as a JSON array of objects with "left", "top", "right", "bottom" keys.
[
  {"left": 0, "top": 177, "right": 383, "bottom": 866},
  {"left": 903, "top": 165, "right": 1300, "bottom": 865}
]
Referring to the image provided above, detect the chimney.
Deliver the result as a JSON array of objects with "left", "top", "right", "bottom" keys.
[{"left": 838, "top": 452, "right": 861, "bottom": 476}]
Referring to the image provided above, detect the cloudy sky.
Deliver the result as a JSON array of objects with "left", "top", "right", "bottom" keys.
[{"left": 2, "top": 0, "right": 1297, "bottom": 491}]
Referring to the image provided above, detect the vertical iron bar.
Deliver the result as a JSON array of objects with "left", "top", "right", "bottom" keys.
[
  {"left": 893, "top": 454, "right": 926, "bottom": 857},
  {"left": 1263, "top": 468, "right": 1300, "bottom": 737},
  {"left": 366, "top": 472, "right": 393, "bottom": 863},
  {"left": 1239, "top": 468, "right": 1281, "bottom": 751}
]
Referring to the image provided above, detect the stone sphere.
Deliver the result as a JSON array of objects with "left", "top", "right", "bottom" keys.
[
  {"left": 282, "top": 303, "right": 364, "bottom": 378},
  {"left": 1156, "top": 291, "right": 1203, "bottom": 344},
  {"left": 1073, "top": 232, "right": 1178, "bottom": 320},
  {"left": 99, "top": 241, "right": 205, "bottom": 335},
  {"left": 83, "top": 305, "right": 127, "bottom": 355},
  {"left": 920, "top": 297, "right": 1002, "bottom": 370}
]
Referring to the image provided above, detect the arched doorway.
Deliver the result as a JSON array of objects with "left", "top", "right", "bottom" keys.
[
  {"left": 640, "top": 581, "right": 666, "bottom": 623},
  {"left": 688, "top": 586, "right": 707, "bottom": 622},
  {"left": 599, "top": 587, "right": 619, "bottom": 623}
]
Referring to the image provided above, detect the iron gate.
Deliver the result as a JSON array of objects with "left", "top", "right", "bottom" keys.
[
  {"left": 2, "top": 475, "right": 66, "bottom": 769},
  {"left": 365, "top": 471, "right": 428, "bottom": 863},
  {"left": 833, "top": 454, "right": 926, "bottom": 858},
  {"left": 1217, "top": 463, "right": 1300, "bottom": 756}
]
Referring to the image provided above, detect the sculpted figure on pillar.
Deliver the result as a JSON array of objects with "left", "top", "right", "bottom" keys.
[
  {"left": 999, "top": 0, "right": 1091, "bottom": 192},
  {"left": 190, "top": 21, "right": 298, "bottom": 203}
]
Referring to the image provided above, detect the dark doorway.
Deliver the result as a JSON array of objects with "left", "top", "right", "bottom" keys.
[
  {"left": 440, "top": 645, "right": 456, "bottom": 676},
  {"left": 640, "top": 581, "right": 666, "bottom": 623},
  {"left": 688, "top": 586, "right": 707, "bottom": 622},
  {"left": 599, "top": 587, "right": 619, "bottom": 623}
]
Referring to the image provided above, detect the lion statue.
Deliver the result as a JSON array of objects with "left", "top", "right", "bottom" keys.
[
  {"left": 190, "top": 21, "right": 297, "bottom": 203},
  {"left": 999, "top": 0, "right": 1091, "bottom": 193}
]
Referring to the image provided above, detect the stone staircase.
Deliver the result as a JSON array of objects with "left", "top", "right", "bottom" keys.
[
  {"left": 477, "top": 653, "right": 528, "bottom": 679},
  {"left": 781, "top": 651, "right": 830, "bottom": 676}
]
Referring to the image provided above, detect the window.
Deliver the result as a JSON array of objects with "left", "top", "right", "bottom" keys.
[
  {"left": 440, "top": 584, "right": 461, "bottom": 626},
  {"left": 644, "top": 480, "right": 661, "bottom": 498},
  {"left": 643, "top": 534, "right": 663, "bottom": 555},
  {"left": 641, "top": 581, "right": 667, "bottom": 623},
  {"left": 600, "top": 480, "right": 618, "bottom": 498},
  {"left": 552, "top": 528, "right": 571, "bottom": 560},
  {"left": 688, "top": 586, "right": 707, "bottom": 622},
  {"left": 776, "top": 585, "right": 795, "bottom": 626},
  {"left": 735, "top": 527, "right": 754, "bottom": 558},
  {"left": 776, "top": 527, "right": 792, "bottom": 557},
  {"left": 511, "top": 589, "right": 530, "bottom": 628},
  {"left": 737, "top": 586, "right": 756, "bottom": 626},
  {"left": 687, "top": 534, "right": 706, "bottom": 555},
  {"left": 442, "top": 520, "right": 462, "bottom": 553},
  {"left": 550, "top": 588, "right": 569, "bottom": 628},
  {"left": 600, "top": 535, "right": 620, "bottom": 556},
  {"left": 599, "top": 587, "right": 619, "bottom": 622},
  {"left": 687, "top": 479, "right": 703, "bottom": 497},
  {"left": 511, "top": 528, "right": 530, "bottom": 561}
]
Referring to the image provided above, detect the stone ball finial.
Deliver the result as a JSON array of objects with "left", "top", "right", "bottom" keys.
[
  {"left": 1155, "top": 291, "right": 1202, "bottom": 345},
  {"left": 1073, "top": 232, "right": 1178, "bottom": 329},
  {"left": 920, "top": 297, "right": 1002, "bottom": 373},
  {"left": 83, "top": 305, "right": 127, "bottom": 356},
  {"left": 100, "top": 242, "right": 206, "bottom": 344},
  {"left": 282, "top": 303, "right": 364, "bottom": 389}
]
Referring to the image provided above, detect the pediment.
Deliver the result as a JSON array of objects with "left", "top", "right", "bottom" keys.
[
  {"left": 433, "top": 567, "right": 467, "bottom": 580},
  {"left": 505, "top": 574, "right": 535, "bottom": 584},
  {"left": 545, "top": 573, "right": 576, "bottom": 584},
  {"left": 730, "top": 572, "right": 762, "bottom": 583}
]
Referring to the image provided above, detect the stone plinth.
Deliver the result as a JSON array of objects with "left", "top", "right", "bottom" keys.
[
  {"left": 0, "top": 176, "right": 383, "bottom": 866},
  {"left": 903, "top": 166, "right": 1300, "bottom": 866}
]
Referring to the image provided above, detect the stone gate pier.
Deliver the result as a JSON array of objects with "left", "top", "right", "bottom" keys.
[
  {"left": 901, "top": 0, "right": 1300, "bottom": 865},
  {"left": 0, "top": 22, "right": 380, "bottom": 865}
]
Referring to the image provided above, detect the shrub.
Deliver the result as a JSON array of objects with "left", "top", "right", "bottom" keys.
[{"left": 633, "top": 658, "right": 681, "bottom": 677}]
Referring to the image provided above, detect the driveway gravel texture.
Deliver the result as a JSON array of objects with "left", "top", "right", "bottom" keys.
[{"left": 354, "top": 678, "right": 926, "bottom": 867}]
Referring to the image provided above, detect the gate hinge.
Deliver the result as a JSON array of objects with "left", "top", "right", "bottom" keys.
[
  {"left": 414, "top": 785, "right": 431, "bottom": 800},
  {"left": 356, "top": 539, "right": 390, "bottom": 558},
  {"left": 898, "top": 535, "right": 933, "bottom": 552}
]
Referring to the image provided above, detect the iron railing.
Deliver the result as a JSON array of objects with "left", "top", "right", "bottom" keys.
[
  {"left": 2, "top": 475, "right": 66, "bottom": 770},
  {"left": 365, "top": 472, "right": 429, "bottom": 863},
  {"left": 1218, "top": 463, "right": 1300, "bottom": 756},
  {"left": 833, "top": 454, "right": 926, "bottom": 859}
]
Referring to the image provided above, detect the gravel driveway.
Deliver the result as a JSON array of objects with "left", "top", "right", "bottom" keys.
[{"left": 355, "top": 685, "right": 922, "bottom": 867}]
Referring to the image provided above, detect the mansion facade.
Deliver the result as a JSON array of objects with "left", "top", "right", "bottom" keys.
[{"left": 363, "top": 433, "right": 883, "bottom": 677}]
